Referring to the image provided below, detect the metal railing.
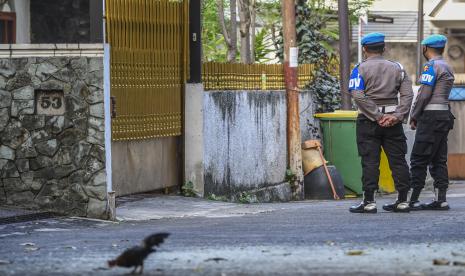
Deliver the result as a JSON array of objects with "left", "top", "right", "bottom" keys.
[
  {"left": 202, "top": 59, "right": 339, "bottom": 91},
  {"left": 105, "top": 0, "right": 188, "bottom": 141}
]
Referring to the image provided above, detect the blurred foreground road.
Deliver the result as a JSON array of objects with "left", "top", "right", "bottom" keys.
[{"left": 1, "top": 182, "right": 465, "bottom": 275}]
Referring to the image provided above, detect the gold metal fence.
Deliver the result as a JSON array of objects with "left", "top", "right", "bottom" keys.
[
  {"left": 105, "top": 0, "right": 189, "bottom": 141},
  {"left": 202, "top": 60, "right": 340, "bottom": 91}
]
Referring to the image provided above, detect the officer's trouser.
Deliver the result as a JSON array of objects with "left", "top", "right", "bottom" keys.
[
  {"left": 356, "top": 114, "right": 410, "bottom": 193},
  {"left": 410, "top": 110, "right": 454, "bottom": 192}
]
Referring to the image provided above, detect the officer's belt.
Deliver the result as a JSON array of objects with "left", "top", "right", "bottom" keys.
[
  {"left": 377, "top": 105, "right": 397, "bottom": 113},
  {"left": 424, "top": 104, "right": 449, "bottom": 111}
]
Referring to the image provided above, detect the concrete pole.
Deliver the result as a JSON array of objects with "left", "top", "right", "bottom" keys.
[
  {"left": 189, "top": 0, "right": 202, "bottom": 83},
  {"left": 358, "top": 17, "right": 362, "bottom": 63},
  {"left": 282, "top": 0, "right": 303, "bottom": 200},
  {"left": 416, "top": 0, "right": 424, "bottom": 84},
  {"left": 338, "top": 0, "right": 351, "bottom": 110}
]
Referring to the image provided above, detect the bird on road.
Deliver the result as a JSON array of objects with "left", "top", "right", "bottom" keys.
[{"left": 108, "top": 232, "right": 170, "bottom": 274}]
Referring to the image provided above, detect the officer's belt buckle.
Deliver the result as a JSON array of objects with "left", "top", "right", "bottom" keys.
[{"left": 378, "top": 105, "right": 397, "bottom": 114}]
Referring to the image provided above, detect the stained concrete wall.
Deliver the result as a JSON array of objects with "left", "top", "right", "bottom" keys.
[
  {"left": 112, "top": 137, "right": 180, "bottom": 197},
  {"left": 203, "top": 90, "right": 318, "bottom": 199}
]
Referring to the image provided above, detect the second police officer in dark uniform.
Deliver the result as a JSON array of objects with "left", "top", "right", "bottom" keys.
[
  {"left": 348, "top": 33, "right": 414, "bottom": 213},
  {"left": 409, "top": 34, "right": 455, "bottom": 210}
]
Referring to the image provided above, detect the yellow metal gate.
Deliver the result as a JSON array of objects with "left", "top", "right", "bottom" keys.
[{"left": 105, "top": 0, "right": 189, "bottom": 141}]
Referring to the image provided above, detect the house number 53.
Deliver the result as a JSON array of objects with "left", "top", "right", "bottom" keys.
[
  {"left": 35, "top": 90, "right": 65, "bottom": 115},
  {"left": 40, "top": 96, "right": 62, "bottom": 109}
]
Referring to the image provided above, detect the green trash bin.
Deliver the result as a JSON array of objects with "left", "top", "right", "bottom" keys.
[
  {"left": 314, "top": 111, "right": 362, "bottom": 194},
  {"left": 314, "top": 110, "right": 395, "bottom": 195}
]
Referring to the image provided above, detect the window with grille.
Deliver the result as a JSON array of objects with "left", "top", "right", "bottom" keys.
[{"left": 0, "top": 12, "right": 15, "bottom": 44}]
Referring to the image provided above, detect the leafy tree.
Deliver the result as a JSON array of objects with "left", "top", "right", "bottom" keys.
[
  {"left": 202, "top": 0, "right": 373, "bottom": 68},
  {"left": 253, "top": 28, "right": 275, "bottom": 63},
  {"left": 272, "top": 0, "right": 372, "bottom": 112},
  {"left": 202, "top": 0, "right": 230, "bottom": 62},
  {"left": 217, "top": 0, "right": 238, "bottom": 62}
]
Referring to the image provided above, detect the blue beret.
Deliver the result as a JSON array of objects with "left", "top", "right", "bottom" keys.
[
  {"left": 421, "top": 34, "right": 447, "bottom": 48},
  {"left": 361, "top": 32, "right": 385, "bottom": 45}
]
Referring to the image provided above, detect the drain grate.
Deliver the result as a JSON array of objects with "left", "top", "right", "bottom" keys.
[{"left": 0, "top": 212, "right": 61, "bottom": 225}]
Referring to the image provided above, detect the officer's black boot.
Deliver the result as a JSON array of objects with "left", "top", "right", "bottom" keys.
[
  {"left": 421, "top": 189, "right": 450, "bottom": 210},
  {"left": 349, "top": 191, "right": 377, "bottom": 214},
  {"left": 382, "top": 190, "right": 410, "bottom": 212},
  {"left": 409, "top": 188, "right": 423, "bottom": 211}
]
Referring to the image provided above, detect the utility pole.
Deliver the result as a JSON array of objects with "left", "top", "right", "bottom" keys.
[
  {"left": 338, "top": 0, "right": 351, "bottom": 110},
  {"left": 416, "top": 0, "right": 424, "bottom": 84},
  {"left": 282, "top": 0, "right": 303, "bottom": 200}
]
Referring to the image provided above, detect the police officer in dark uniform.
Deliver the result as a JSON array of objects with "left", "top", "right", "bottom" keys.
[
  {"left": 348, "top": 33, "right": 414, "bottom": 213},
  {"left": 409, "top": 34, "right": 455, "bottom": 210}
]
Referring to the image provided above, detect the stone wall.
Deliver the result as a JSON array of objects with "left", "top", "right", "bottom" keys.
[
  {"left": 203, "top": 90, "right": 318, "bottom": 201},
  {"left": 0, "top": 55, "right": 107, "bottom": 218}
]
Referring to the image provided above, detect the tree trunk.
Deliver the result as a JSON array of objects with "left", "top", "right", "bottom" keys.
[
  {"left": 217, "top": 0, "right": 237, "bottom": 62},
  {"left": 250, "top": 0, "right": 256, "bottom": 62},
  {"left": 229, "top": 0, "right": 237, "bottom": 62},
  {"left": 238, "top": 0, "right": 251, "bottom": 63}
]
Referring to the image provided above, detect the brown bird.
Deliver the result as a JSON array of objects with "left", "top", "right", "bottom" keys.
[{"left": 108, "top": 233, "right": 170, "bottom": 274}]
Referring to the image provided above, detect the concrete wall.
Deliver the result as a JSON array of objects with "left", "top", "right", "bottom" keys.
[
  {"left": 10, "top": 0, "right": 31, "bottom": 43},
  {"left": 112, "top": 137, "right": 180, "bottom": 197},
  {"left": 350, "top": 42, "right": 418, "bottom": 79},
  {"left": 0, "top": 44, "right": 108, "bottom": 218},
  {"left": 448, "top": 101, "right": 465, "bottom": 179},
  {"left": 203, "top": 90, "right": 318, "bottom": 200},
  {"left": 184, "top": 83, "right": 204, "bottom": 196},
  {"left": 446, "top": 36, "right": 465, "bottom": 74}
]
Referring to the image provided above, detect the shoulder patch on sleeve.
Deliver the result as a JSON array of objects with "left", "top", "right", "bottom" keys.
[
  {"left": 348, "top": 65, "right": 365, "bottom": 91},
  {"left": 420, "top": 61, "right": 436, "bottom": 86},
  {"left": 392, "top": 61, "right": 405, "bottom": 80}
]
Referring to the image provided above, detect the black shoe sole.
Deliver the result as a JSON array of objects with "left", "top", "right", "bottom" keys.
[
  {"left": 382, "top": 206, "right": 394, "bottom": 212},
  {"left": 349, "top": 209, "right": 377, "bottom": 214},
  {"left": 422, "top": 206, "right": 450, "bottom": 211},
  {"left": 383, "top": 206, "right": 410, "bottom": 213},
  {"left": 420, "top": 203, "right": 450, "bottom": 211},
  {"left": 409, "top": 206, "right": 424, "bottom": 211}
]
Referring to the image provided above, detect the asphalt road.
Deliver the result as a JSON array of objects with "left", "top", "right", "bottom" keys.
[{"left": 1, "top": 186, "right": 465, "bottom": 276}]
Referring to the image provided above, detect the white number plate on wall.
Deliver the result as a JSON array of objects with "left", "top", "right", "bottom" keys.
[{"left": 35, "top": 90, "right": 65, "bottom": 115}]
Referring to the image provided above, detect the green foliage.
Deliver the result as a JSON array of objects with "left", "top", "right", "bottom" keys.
[
  {"left": 254, "top": 28, "right": 275, "bottom": 63},
  {"left": 202, "top": 0, "right": 229, "bottom": 62},
  {"left": 237, "top": 191, "right": 255, "bottom": 204},
  {"left": 348, "top": 0, "right": 374, "bottom": 22},
  {"left": 207, "top": 193, "right": 229, "bottom": 202},
  {"left": 308, "top": 68, "right": 341, "bottom": 113},
  {"left": 254, "top": 1, "right": 281, "bottom": 63},
  {"left": 273, "top": 1, "right": 341, "bottom": 112},
  {"left": 202, "top": 0, "right": 373, "bottom": 63},
  {"left": 182, "top": 181, "right": 197, "bottom": 197},
  {"left": 272, "top": 0, "right": 374, "bottom": 112},
  {"left": 285, "top": 169, "right": 297, "bottom": 184}
]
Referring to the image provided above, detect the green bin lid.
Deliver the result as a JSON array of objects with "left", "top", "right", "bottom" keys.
[{"left": 314, "top": 110, "right": 358, "bottom": 119}]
